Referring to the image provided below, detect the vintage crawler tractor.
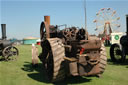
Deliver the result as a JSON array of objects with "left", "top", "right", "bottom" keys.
[
  {"left": 38, "top": 16, "right": 107, "bottom": 82},
  {"left": 110, "top": 15, "right": 128, "bottom": 63},
  {"left": 0, "top": 24, "right": 19, "bottom": 60}
]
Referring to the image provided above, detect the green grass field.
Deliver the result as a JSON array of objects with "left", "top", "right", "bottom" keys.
[{"left": 0, "top": 45, "right": 128, "bottom": 85}]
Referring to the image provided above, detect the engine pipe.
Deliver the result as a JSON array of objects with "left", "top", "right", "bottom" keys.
[
  {"left": 1, "top": 24, "right": 7, "bottom": 40},
  {"left": 44, "top": 16, "right": 50, "bottom": 26},
  {"left": 44, "top": 16, "right": 50, "bottom": 38},
  {"left": 126, "top": 15, "right": 128, "bottom": 36}
]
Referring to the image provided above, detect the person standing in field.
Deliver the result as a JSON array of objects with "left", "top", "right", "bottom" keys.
[{"left": 32, "top": 43, "right": 38, "bottom": 67}]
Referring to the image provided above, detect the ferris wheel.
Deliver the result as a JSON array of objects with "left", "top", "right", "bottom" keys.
[{"left": 93, "top": 8, "right": 120, "bottom": 38}]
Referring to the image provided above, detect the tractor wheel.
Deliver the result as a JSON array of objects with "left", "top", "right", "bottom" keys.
[
  {"left": 41, "top": 38, "right": 66, "bottom": 82},
  {"left": 2, "top": 46, "right": 19, "bottom": 61},
  {"left": 98, "top": 43, "right": 107, "bottom": 76},
  {"left": 110, "top": 44, "right": 125, "bottom": 63}
]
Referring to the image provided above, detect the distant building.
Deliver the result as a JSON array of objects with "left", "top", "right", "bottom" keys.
[
  {"left": 23, "top": 37, "right": 39, "bottom": 45},
  {"left": 9, "top": 38, "right": 23, "bottom": 45},
  {"left": 110, "top": 32, "right": 124, "bottom": 44}
]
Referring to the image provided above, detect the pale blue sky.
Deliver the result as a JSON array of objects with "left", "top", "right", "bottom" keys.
[{"left": 0, "top": 0, "right": 128, "bottom": 39}]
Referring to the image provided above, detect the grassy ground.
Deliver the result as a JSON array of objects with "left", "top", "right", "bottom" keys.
[{"left": 0, "top": 45, "right": 128, "bottom": 85}]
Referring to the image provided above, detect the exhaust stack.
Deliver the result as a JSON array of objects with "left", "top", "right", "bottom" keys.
[
  {"left": 126, "top": 15, "right": 128, "bottom": 36},
  {"left": 1, "top": 24, "right": 7, "bottom": 40},
  {"left": 44, "top": 16, "right": 50, "bottom": 38},
  {"left": 44, "top": 16, "right": 50, "bottom": 26}
]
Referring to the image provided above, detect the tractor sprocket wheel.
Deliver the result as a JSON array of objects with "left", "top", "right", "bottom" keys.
[
  {"left": 41, "top": 38, "right": 66, "bottom": 82},
  {"left": 110, "top": 44, "right": 126, "bottom": 63},
  {"left": 2, "top": 46, "right": 19, "bottom": 61},
  {"left": 97, "top": 43, "right": 107, "bottom": 76}
]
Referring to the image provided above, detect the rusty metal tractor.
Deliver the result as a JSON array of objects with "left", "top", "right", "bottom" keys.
[
  {"left": 0, "top": 24, "right": 19, "bottom": 60},
  {"left": 110, "top": 15, "right": 128, "bottom": 63},
  {"left": 38, "top": 16, "right": 107, "bottom": 82}
]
